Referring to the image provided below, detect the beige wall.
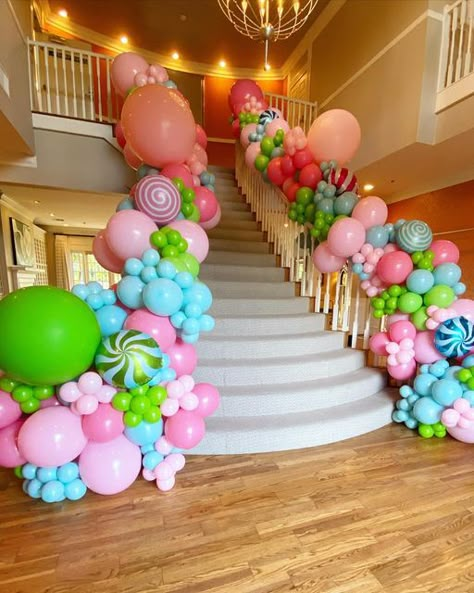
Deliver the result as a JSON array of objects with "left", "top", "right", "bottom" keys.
[{"left": 0, "top": 0, "right": 35, "bottom": 157}]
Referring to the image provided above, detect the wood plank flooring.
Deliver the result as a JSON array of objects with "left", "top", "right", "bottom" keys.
[{"left": 1, "top": 424, "right": 474, "bottom": 593}]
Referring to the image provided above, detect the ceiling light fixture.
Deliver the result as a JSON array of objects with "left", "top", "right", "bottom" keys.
[
  {"left": 34, "top": 200, "right": 40, "bottom": 205},
  {"left": 171, "top": 51, "right": 180, "bottom": 60},
  {"left": 218, "top": 0, "right": 319, "bottom": 69},
  {"left": 363, "top": 183, "right": 375, "bottom": 191},
  {"left": 219, "top": 59, "right": 227, "bottom": 68},
  {"left": 58, "top": 9, "right": 68, "bottom": 18},
  {"left": 120, "top": 35, "right": 129, "bottom": 44},
  {"left": 264, "top": 62, "right": 271, "bottom": 71},
  {"left": 49, "top": 212, "right": 55, "bottom": 217}
]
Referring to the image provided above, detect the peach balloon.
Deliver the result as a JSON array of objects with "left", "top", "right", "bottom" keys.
[
  {"left": 123, "top": 143, "right": 142, "bottom": 170},
  {"left": 352, "top": 196, "right": 388, "bottom": 229},
  {"left": 111, "top": 52, "right": 149, "bottom": 97},
  {"left": 307, "top": 109, "right": 361, "bottom": 165}
]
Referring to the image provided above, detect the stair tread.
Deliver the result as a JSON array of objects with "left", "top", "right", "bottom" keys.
[{"left": 198, "top": 348, "right": 364, "bottom": 367}]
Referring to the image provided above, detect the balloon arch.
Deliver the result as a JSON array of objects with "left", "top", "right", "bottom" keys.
[{"left": 230, "top": 78, "right": 474, "bottom": 444}]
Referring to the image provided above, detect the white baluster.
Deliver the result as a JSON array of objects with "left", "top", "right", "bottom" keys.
[
  {"left": 96, "top": 56, "right": 103, "bottom": 122},
  {"left": 79, "top": 51, "right": 86, "bottom": 119},
  {"left": 62, "top": 47, "right": 69, "bottom": 116},
  {"left": 70, "top": 50, "right": 78, "bottom": 118},
  {"left": 447, "top": 6, "right": 459, "bottom": 85},
  {"left": 456, "top": 0, "right": 467, "bottom": 81},
  {"left": 44, "top": 45, "right": 52, "bottom": 113},
  {"left": 106, "top": 59, "right": 112, "bottom": 122},
  {"left": 87, "top": 55, "right": 94, "bottom": 120},
  {"left": 465, "top": 0, "right": 473, "bottom": 76},
  {"left": 53, "top": 47, "right": 60, "bottom": 114}
]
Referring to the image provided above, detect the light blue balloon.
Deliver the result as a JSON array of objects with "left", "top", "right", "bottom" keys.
[
  {"left": 352, "top": 263, "right": 363, "bottom": 275},
  {"left": 182, "top": 282, "right": 212, "bottom": 312},
  {"left": 443, "top": 365, "right": 464, "bottom": 382},
  {"left": 270, "top": 147, "right": 285, "bottom": 158},
  {"left": 170, "top": 311, "right": 186, "bottom": 329},
  {"left": 102, "top": 289, "right": 116, "bottom": 306},
  {"left": 184, "top": 302, "right": 202, "bottom": 318},
  {"left": 432, "top": 379, "right": 463, "bottom": 406},
  {"left": 143, "top": 451, "right": 163, "bottom": 470},
  {"left": 313, "top": 192, "right": 324, "bottom": 204},
  {"left": 182, "top": 318, "right": 200, "bottom": 335},
  {"left": 41, "top": 480, "right": 65, "bottom": 503},
  {"left": 406, "top": 269, "right": 434, "bottom": 295},
  {"left": 164, "top": 80, "right": 177, "bottom": 89},
  {"left": 207, "top": 185, "right": 215, "bottom": 192},
  {"left": 22, "top": 463, "right": 37, "bottom": 480},
  {"left": 433, "top": 263, "right": 462, "bottom": 287},
  {"left": 124, "top": 258, "right": 144, "bottom": 277},
  {"left": 181, "top": 332, "right": 199, "bottom": 344},
  {"left": 405, "top": 417, "right": 418, "bottom": 430},
  {"left": 412, "top": 397, "right": 444, "bottom": 424},
  {"left": 316, "top": 198, "right": 334, "bottom": 215},
  {"left": 37, "top": 467, "right": 57, "bottom": 483},
  {"left": 116, "top": 197, "right": 135, "bottom": 212},
  {"left": 366, "top": 225, "right": 389, "bottom": 248},
  {"left": 86, "top": 293, "right": 103, "bottom": 310},
  {"left": 463, "top": 391, "right": 474, "bottom": 405},
  {"left": 57, "top": 462, "right": 79, "bottom": 484},
  {"left": 88, "top": 281, "right": 103, "bottom": 294},
  {"left": 323, "top": 184, "right": 336, "bottom": 198},
  {"left": 142, "top": 248, "right": 160, "bottom": 267},
  {"left": 140, "top": 266, "right": 159, "bottom": 283},
  {"left": 157, "top": 260, "right": 178, "bottom": 280},
  {"left": 72, "top": 284, "right": 89, "bottom": 300},
  {"left": 95, "top": 305, "right": 127, "bottom": 337},
  {"left": 65, "top": 479, "right": 87, "bottom": 501},
  {"left": 414, "top": 373, "right": 437, "bottom": 396},
  {"left": 200, "top": 171, "right": 211, "bottom": 185},
  {"left": 116, "top": 276, "right": 145, "bottom": 309},
  {"left": 454, "top": 282, "right": 466, "bottom": 295},
  {"left": 317, "top": 181, "right": 327, "bottom": 193},
  {"left": 199, "top": 314, "right": 215, "bottom": 331},
  {"left": 334, "top": 192, "right": 358, "bottom": 216},
  {"left": 143, "top": 278, "right": 183, "bottom": 316},
  {"left": 27, "top": 478, "right": 43, "bottom": 499},
  {"left": 125, "top": 419, "right": 163, "bottom": 446}
]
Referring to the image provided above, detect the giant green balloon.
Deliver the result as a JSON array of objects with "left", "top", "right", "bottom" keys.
[{"left": 0, "top": 286, "right": 101, "bottom": 385}]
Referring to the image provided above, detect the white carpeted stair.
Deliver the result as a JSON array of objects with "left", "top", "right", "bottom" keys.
[{"left": 192, "top": 166, "right": 396, "bottom": 454}]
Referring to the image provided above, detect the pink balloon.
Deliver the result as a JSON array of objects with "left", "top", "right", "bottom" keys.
[
  {"left": 165, "top": 410, "right": 205, "bottom": 449},
  {"left": 387, "top": 313, "right": 410, "bottom": 326},
  {"left": 192, "top": 143, "right": 208, "bottom": 167},
  {"left": 161, "top": 163, "right": 194, "bottom": 189},
  {"left": 82, "top": 404, "right": 125, "bottom": 442},
  {"left": 0, "top": 419, "right": 25, "bottom": 467},
  {"left": 430, "top": 240, "right": 460, "bottom": 266},
  {"left": 79, "top": 435, "right": 141, "bottom": 495},
  {"left": 125, "top": 309, "right": 177, "bottom": 351},
  {"left": 293, "top": 147, "right": 314, "bottom": 170},
  {"left": 387, "top": 359, "right": 417, "bottom": 381},
  {"left": 266, "top": 119, "right": 290, "bottom": 137},
  {"left": 105, "top": 210, "right": 156, "bottom": 261},
  {"left": 193, "top": 175, "right": 201, "bottom": 187},
  {"left": 327, "top": 218, "right": 366, "bottom": 258},
  {"left": 451, "top": 299, "right": 474, "bottom": 321},
  {"left": 414, "top": 330, "right": 444, "bottom": 364},
  {"left": 307, "top": 109, "right": 361, "bottom": 165},
  {"left": 377, "top": 251, "right": 413, "bottom": 285},
  {"left": 312, "top": 241, "right": 346, "bottom": 273},
  {"left": 245, "top": 142, "right": 261, "bottom": 170},
  {"left": 447, "top": 426, "right": 474, "bottom": 444},
  {"left": 0, "top": 390, "right": 21, "bottom": 429},
  {"left": 194, "top": 187, "right": 218, "bottom": 223},
  {"left": 195, "top": 124, "right": 208, "bottom": 149},
  {"left": 18, "top": 407, "right": 87, "bottom": 467},
  {"left": 148, "top": 64, "right": 169, "bottom": 83},
  {"left": 192, "top": 383, "right": 220, "bottom": 417},
  {"left": 369, "top": 332, "right": 389, "bottom": 356},
  {"left": 388, "top": 320, "right": 417, "bottom": 342},
  {"left": 93, "top": 231, "right": 124, "bottom": 274},
  {"left": 122, "top": 85, "right": 196, "bottom": 168},
  {"left": 240, "top": 123, "right": 257, "bottom": 149},
  {"left": 200, "top": 203, "right": 221, "bottom": 231},
  {"left": 115, "top": 121, "right": 126, "bottom": 149},
  {"left": 166, "top": 339, "right": 197, "bottom": 376},
  {"left": 167, "top": 220, "right": 209, "bottom": 262},
  {"left": 123, "top": 143, "right": 142, "bottom": 170},
  {"left": 352, "top": 197, "right": 388, "bottom": 229},
  {"left": 229, "top": 80, "right": 264, "bottom": 115},
  {"left": 111, "top": 52, "right": 149, "bottom": 97},
  {"left": 231, "top": 118, "right": 241, "bottom": 138},
  {"left": 40, "top": 396, "right": 61, "bottom": 409}
]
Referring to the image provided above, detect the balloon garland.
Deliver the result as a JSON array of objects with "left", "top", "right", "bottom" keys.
[
  {"left": 0, "top": 52, "right": 221, "bottom": 503},
  {"left": 230, "top": 78, "right": 474, "bottom": 444}
]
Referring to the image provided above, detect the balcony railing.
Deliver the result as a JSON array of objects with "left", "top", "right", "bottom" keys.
[{"left": 264, "top": 93, "right": 317, "bottom": 133}]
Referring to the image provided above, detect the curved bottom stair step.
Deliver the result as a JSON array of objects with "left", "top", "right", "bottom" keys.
[
  {"left": 205, "top": 251, "right": 277, "bottom": 267},
  {"left": 200, "top": 263, "right": 285, "bottom": 282},
  {"left": 211, "top": 297, "right": 310, "bottom": 315},
  {"left": 207, "top": 279, "right": 295, "bottom": 299},
  {"left": 189, "top": 389, "right": 398, "bottom": 454}
]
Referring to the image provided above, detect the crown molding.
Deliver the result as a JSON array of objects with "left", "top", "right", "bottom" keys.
[
  {"left": 0, "top": 194, "right": 36, "bottom": 222},
  {"left": 40, "top": 0, "right": 284, "bottom": 80}
]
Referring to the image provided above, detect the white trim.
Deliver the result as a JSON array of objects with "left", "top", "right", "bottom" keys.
[
  {"left": 32, "top": 113, "right": 114, "bottom": 139},
  {"left": 436, "top": 71, "right": 474, "bottom": 112},
  {"left": 0, "top": 195, "right": 36, "bottom": 221},
  {"left": 320, "top": 9, "right": 443, "bottom": 109},
  {"left": 0, "top": 156, "right": 38, "bottom": 168},
  {"left": 6, "top": 0, "right": 28, "bottom": 44},
  {"left": 207, "top": 137, "right": 235, "bottom": 144}
]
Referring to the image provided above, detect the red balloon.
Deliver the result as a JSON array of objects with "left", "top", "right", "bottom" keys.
[
  {"left": 281, "top": 154, "right": 296, "bottom": 177},
  {"left": 284, "top": 181, "right": 301, "bottom": 203},
  {"left": 282, "top": 177, "right": 294, "bottom": 194},
  {"left": 299, "top": 163, "right": 323, "bottom": 189},
  {"left": 194, "top": 186, "right": 218, "bottom": 223},
  {"left": 377, "top": 251, "right": 414, "bottom": 285},
  {"left": 267, "top": 158, "right": 285, "bottom": 186},
  {"left": 231, "top": 119, "right": 241, "bottom": 138},
  {"left": 293, "top": 147, "right": 314, "bottom": 170},
  {"left": 229, "top": 79, "right": 264, "bottom": 112}
]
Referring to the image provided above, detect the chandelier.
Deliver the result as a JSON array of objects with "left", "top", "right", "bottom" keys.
[{"left": 218, "top": 0, "right": 319, "bottom": 69}]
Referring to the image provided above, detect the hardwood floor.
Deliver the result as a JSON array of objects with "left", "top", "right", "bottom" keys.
[{"left": 1, "top": 424, "right": 474, "bottom": 593}]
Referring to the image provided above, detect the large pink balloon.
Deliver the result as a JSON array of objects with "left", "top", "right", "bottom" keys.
[
  {"left": 200, "top": 203, "right": 221, "bottom": 231},
  {"left": 387, "top": 359, "right": 417, "bottom": 381},
  {"left": 93, "top": 230, "right": 124, "bottom": 274},
  {"left": 123, "top": 143, "right": 142, "bottom": 171},
  {"left": 79, "top": 435, "right": 141, "bottom": 495},
  {"left": 245, "top": 142, "right": 261, "bottom": 170},
  {"left": 240, "top": 123, "right": 257, "bottom": 149},
  {"left": 82, "top": 404, "right": 125, "bottom": 443},
  {"left": 165, "top": 410, "right": 205, "bottom": 449},
  {"left": 122, "top": 85, "right": 196, "bottom": 168},
  {"left": 115, "top": 121, "right": 126, "bottom": 149},
  {"left": 193, "top": 383, "right": 220, "bottom": 418},
  {"left": 414, "top": 330, "right": 444, "bottom": 364},
  {"left": 327, "top": 218, "right": 366, "bottom": 258},
  {"left": 105, "top": 210, "right": 156, "bottom": 261},
  {"left": 229, "top": 80, "right": 264, "bottom": 115},
  {"left": 167, "top": 220, "right": 209, "bottom": 262},
  {"left": 125, "top": 309, "right": 177, "bottom": 351},
  {"left": 430, "top": 240, "right": 460, "bottom": 266},
  {"left": 451, "top": 299, "right": 474, "bottom": 321},
  {"left": 0, "top": 419, "right": 25, "bottom": 467},
  {"left": 111, "top": 52, "right": 149, "bottom": 97},
  {"left": 195, "top": 124, "right": 208, "bottom": 149},
  {"left": 194, "top": 187, "right": 218, "bottom": 223},
  {"left": 0, "top": 390, "right": 21, "bottom": 429},
  {"left": 447, "top": 425, "right": 474, "bottom": 444},
  {"left": 369, "top": 332, "right": 389, "bottom": 356},
  {"left": 18, "top": 407, "right": 87, "bottom": 467},
  {"left": 352, "top": 197, "right": 388, "bottom": 229},
  {"left": 311, "top": 241, "right": 346, "bottom": 273},
  {"left": 160, "top": 163, "right": 194, "bottom": 189},
  {"left": 307, "top": 109, "right": 361, "bottom": 165},
  {"left": 166, "top": 339, "right": 197, "bottom": 376},
  {"left": 377, "top": 251, "right": 413, "bottom": 285}
]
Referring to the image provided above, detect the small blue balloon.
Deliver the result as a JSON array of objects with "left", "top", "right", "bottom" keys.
[
  {"left": 37, "top": 467, "right": 58, "bottom": 483},
  {"left": 71, "top": 284, "right": 89, "bottom": 300},
  {"left": 88, "top": 281, "right": 103, "bottom": 295},
  {"left": 171, "top": 311, "right": 186, "bottom": 329},
  {"left": 413, "top": 373, "right": 437, "bottom": 396},
  {"left": 412, "top": 397, "right": 444, "bottom": 425},
  {"left": 86, "top": 293, "right": 103, "bottom": 310},
  {"left": 316, "top": 198, "right": 334, "bottom": 215},
  {"left": 65, "top": 479, "right": 87, "bottom": 501},
  {"left": 143, "top": 278, "right": 184, "bottom": 316},
  {"left": 352, "top": 263, "right": 363, "bottom": 275},
  {"left": 174, "top": 271, "right": 194, "bottom": 289},
  {"left": 199, "top": 314, "right": 215, "bottom": 332},
  {"left": 164, "top": 80, "right": 177, "bottom": 89},
  {"left": 102, "top": 289, "right": 116, "bottom": 306},
  {"left": 366, "top": 225, "right": 390, "bottom": 248},
  {"left": 463, "top": 391, "right": 474, "bottom": 405},
  {"left": 323, "top": 184, "right": 336, "bottom": 198},
  {"left": 22, "top": 463, "right": 37, "bottom": 480},
  {"left": 182, "top": 318, "right": 200, "bottom": 335},
  {"left": 182, "top": 282, "right": 212, "bottom": 312},
  {"left": 432, "top": 379, "right": 463, "bottom": 406},
  {"left": 116, "top": 276, "right": 145, "bottom": 309},
  {"left": 406, "top": 269, "right": 435, "bottom": 295},
  {"left": 433, "top": 263, "right": 462, "bottom": 287},
  {"left": 317, "top": 180, "right": 327, "bottom": 193},
  {"left": 200, "top": 171, "right": 211, "bottom": 185},
  {"left": 184, "top": 303, "right": 202, "bottom": 318},
  {"left": 313, "top": 192, "right": 324, "bottom": 204},
  {"left": 140, "top": 266, "right": 159, "bottom": 283},
  {"left": 256, "top": 124, "right": 264, "bottom": 134},
  {"left": 454, "top": 282, "right": 466, "bottom": 295},
  {"left": 124, "top": 258, "right": 144, "bottom": 277},
  {"left": 359, "top": 272, "right": 370, "bottom": 281},
  {"left": 57, "top": 462, "right": 79, "bottom": 484},
  {"left": 181, "top": 332, "right": 199, "bottom": 344},
  {"left": 143, "top": 450, "right": 163, "bottom": 470},
  {"left": 142, "top": 249, "right": 160, "bottom": 267},
  {"left": 41, "top": 480, "right": 65, "bottom": 503},
  {"left": 334, "top": 192, "right": 358, "bottom": 216},
  {"left": 270, "top": 147, "right": 285, "bottom": 159},
  {"left": 27, "top": 478, "right": 43, "bottom": 499},
  {"left": 125, "top": 419, "right": 163, "bottom": 446},
  {"left": 116, "top": 197, "right": 135, "bottom": 212},
  {"left": 157, "top": 260, "right": 178, "bottom": 280},
  {"left": 95, "top": 305, "right": 127, "bottom": 337}
]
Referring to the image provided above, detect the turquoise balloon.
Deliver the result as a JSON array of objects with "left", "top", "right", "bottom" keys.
[
  {"left": 433, "top": 263, "right": 462, "bottom": 287},
  {"left": 334, "top": 192, "right": 358, "bottom": 216},
  {"left": 412, "top": 397, "right": 443, "bottom": 425},
  {"left": 406, "top": 269, "right": 434, "bottom": 295},
  {"left": 431, "top": 379, "right": 463, "bottom": 407},
  {"left": 366, "top": 224, "right": 389, "bottom": 248},
  {"left": 316, "top": 197, "right": 334, "bottom": 215}
]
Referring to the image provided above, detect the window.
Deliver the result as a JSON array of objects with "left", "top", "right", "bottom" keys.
[{"left": 70, "top": 251, "right": 120, "bottom": 289}]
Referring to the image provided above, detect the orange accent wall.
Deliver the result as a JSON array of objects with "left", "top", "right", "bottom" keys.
[{"left": 388, "top": 180, "right": 474, "bottom": 299}]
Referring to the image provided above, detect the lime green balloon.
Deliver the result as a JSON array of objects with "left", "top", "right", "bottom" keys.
[
  {"left": 398, "top": 292, "right": 423, "bottom": 314},
  {"left": 255, "top": 154, "right": 269, "bottom": 172},
  {"left": 188, "top": 204, "right": 201, "bottom": 222},
  {"left": 423, "top": 284, "right": 455, "bottom": 308},
  {"left": 179, "top": 252, "right": 200, "bottom": 277},
  {"left": 260, "top": 136, "right": 275, "bottom": 157},
  {"left": 296, "top": 187, "right": 313, "bottom": 206},
  {"left": 411, "top": 306, "right": 428, "bottom": 330},
  {"left": 161, "top": 257, "right": 188, "bottom": 274},
  {"left": 0, "top": 286, "right": 101, "bottom": 385}
]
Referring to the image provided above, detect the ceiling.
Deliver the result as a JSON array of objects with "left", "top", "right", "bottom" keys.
[{"left": 47, "top": 0, "right": 330, "bottom": 70}]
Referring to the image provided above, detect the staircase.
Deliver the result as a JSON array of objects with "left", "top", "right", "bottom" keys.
[{"left": 193, "top": 167, "right": 396, "bottom": 454}]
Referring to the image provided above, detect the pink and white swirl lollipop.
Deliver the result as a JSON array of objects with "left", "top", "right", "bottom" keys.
[{"left": 134, "top": 174, "right": 181, "bottom": 225}]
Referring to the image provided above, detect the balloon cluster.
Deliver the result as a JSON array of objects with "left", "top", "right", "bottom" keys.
[
  {"left": 232, "top": 78, "right": 474, "bottom": 446},
  {"left": 0, "top": 53, "right": 221, "bottom": 503}
]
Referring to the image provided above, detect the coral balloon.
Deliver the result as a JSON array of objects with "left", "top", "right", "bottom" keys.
[
  {"left": 312, "top": 241, "right": 347, "bottom": 273},
  {"left": 0, "top": 390, "right": 22, "bottom": 429},
  {"left": 327, "top": 217, "right": 366, "bottom": 258},
  {"left": 369, "top": 332, "right": 390, "bottom": 355},
  {"left": 200, "top": 203, "right": 221, "bottom": 231},
  {"left": 307, "top": 109, "right": 361, "bottom": 165},
  {"left": 166, "top": 339, "right": 197, "bottom": 376},
  {"left": 229, "top": 80, "right": 264, "bottom": 114},
  {"left": 281, "top": 154, "right": 296, "bottom": 177},
  {"left": 195, "top": 124, "right": 208, "bottom": 149},
  {"left": 79, "top": 435, "right": 141, "bottom": 495},
  {"left": 0, "top": 419, "right": 25, "bottom": 467},
  {"left": 194, "top": 186, "right": 218, "bottom": 223},
  {"left": 284, "top": 181, "right": 301, "bottom": 203},
  {"left": 122, "top": 84, "right": 196, "bottom": 168},
  {"left": 115, "top": 121, "right": 126, "bottom": 149},
  {"left": 93, "top": 230, "right": 124, "bottom": 274},
  {"left": 167, "top": 220, "right": 209, "bottom": 262},
  {"left": 161, "top": 163, "right": 194, "bottom": 189},
  {"left": 165, "top": 410, "right": 205, "bottom": 449},
  {"left": 105, "top": 210, "right": 156, "bottom": 261},
  {"left": 193, "top": 383, "right": 220, "bottom": 417},
  {"left": 267, "top": 158, "right": 286, "bottom": 186},
  {"left": 293, "top": 147, "right": 314, "bottom": 170},
  {"left": 430, "top": 239, "right": 460, "bottom": 266},
  {"left": 389, "top": 320, "right": 417, "bottom": 342},
  {"left": 352, "top": 197, "right": 388, "bottom": 229},
  {"left": 231, "top": 118, "right": 241, "bottom": 138},
  {"left": 299, "top": 163, "right": 323, "bottom": 189},
  {"left": 123, "top": 143, "right": 142, "bottom": 170},
  {"left": 82, "top": 403, "right": 125, "bottom": 442},
  {"left": 111, "top": 52, "right": 149, "bottom": 97},
  {"left": 377, "top": 251, "right": 413, "bottom": 285}
]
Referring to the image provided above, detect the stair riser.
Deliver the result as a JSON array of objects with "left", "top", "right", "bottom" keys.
[
  {"left": 218, "top": 202, "right": 250, "bottom": 212},
  {"left": 205, "top": 251, "right": 277, "bottom": 267},
  {"left": 217, "top": 221, "right": 259, "bottom": 232},
  {"left": 209, "top": 282, "right": 295, "bottom": 298},
  {"left": 220, "top": 211, "right": 255, "bottom": 222},
  {"left": 209, "top": 239, "right": 270, "bottom": 253},
  {"left": 208, "top": 229, "right": 264, "bottom": 242},
  {"left": 200, "top": 265, "right": 285, "bottom": 282},
  {"left": 210, "top": 314, "right": 325, "bottom": 336},
  {"left": 211, "top": 297, "right": 309, "bottom": 316}
]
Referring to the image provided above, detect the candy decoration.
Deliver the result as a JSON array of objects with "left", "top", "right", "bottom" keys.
[
  {"left": 95, "top": 330, "right": 163, "bottom": 389},
  {"left": 434, "top": 316, "right": 474, "bottom": 358},
  {"left": 134, "top": 175, "right": 181, "bottom": 225},
  {"left": 395, "top": 220, "right": 433, "bottom": 254},
  {"left": 258, "top": 109, "right": 280, "bottom": 128},
  {"left": 327, "top": 168, "right": 358, "bottom": 195}
]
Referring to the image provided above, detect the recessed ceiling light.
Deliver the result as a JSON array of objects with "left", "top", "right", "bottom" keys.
[
  {"left": 49, "top": 212, "right": 55, "bottom": 217},
  {"left": 58, "top": 9, "right": 68, "bottom": 18},
  {"left": 219, "top": 59, "right": 227, "bottom": 68},
  {"left": 34, "top": 200, "right": 40, "bottom": 205},
  {"left": 264, "top": 63, "right": 271, "bottom": 71},
  {"left": 363, "top": 183, "right": 375, "bottom": 191},
  {"left": 171, "top": 51, "right": 180, "bottom": 60},
  {"left": 179, "top": 14, "right": 187, "bottom": 21},
  {"left": 64, "top": 223, "right": 69, "bottom": 227},
  {"left": 120, "top": 35, "right": 129, "bottom": 45}
]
